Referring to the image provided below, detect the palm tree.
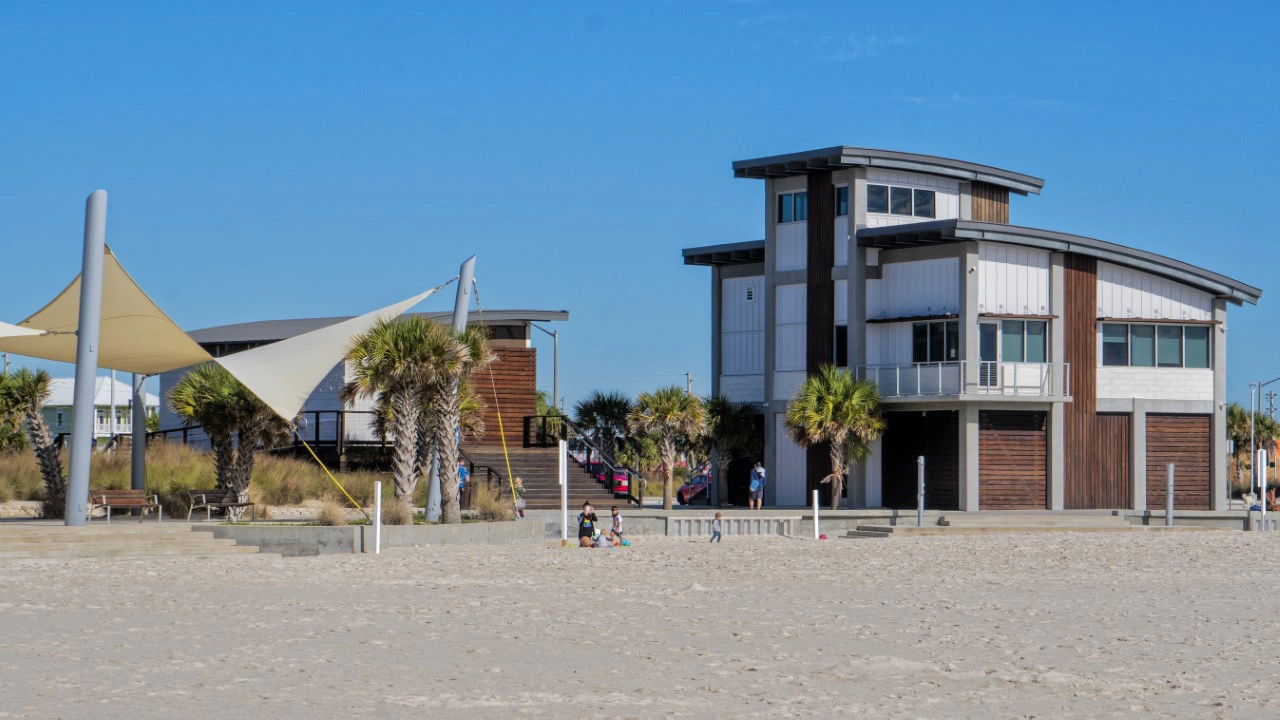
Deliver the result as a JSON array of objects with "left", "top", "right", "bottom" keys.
[
  {"left": 628, "top": 386, "right": 706, "bottom": 510},
  {"left": 574, "top": 390, "right": 632, "bottom": 460},
  {"left": 1227, "top": 402, "right": 1280, "bottom": 493},
  {"left": 426, "top": 326, "right": 495, "bottom": 525},
  {"left": 0, "top": 372, "right": 28, "bottom": 453},
  {"left": 705, "top": 395, "right": 761, "bottom": 506},
  {"left": 784, "top": 365, "right": 884, "bottom": 510},
  {"left": 0, "top": 369, "right": 63, "bottom": 517},
  {"left": 169, "top": 364, "right": 288, "bottom": 515},
  {"left": 342, "top": 316, "right": 452, "bottom": 506}
]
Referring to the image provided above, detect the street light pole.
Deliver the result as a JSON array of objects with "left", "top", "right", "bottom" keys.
[
  {"left": 531, "top": 323, "right": 560, "bottom": 417},
  {"left": 1249, "top": 376, "right": 1280, "bottom": 495}
]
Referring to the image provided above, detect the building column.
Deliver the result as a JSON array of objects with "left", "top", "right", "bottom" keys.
[
  {"left": 1048, "top": 253, "right": 1066, "bottom": 510},
  {"left": 848, "top": 167, "right": 870, "bottom": 506},
  {"left": 1131, "top": 399, "right": 1147, "bottom": 511},
  {"left": 710, "top": 265, "right": 722, "bottom": 504},
  {"left": 762, "top": 178, "right": 778, "bottom": 506},
  {"left": 959, "top": 404, "right": 980, "bottom": 511},
  {"left": 960, "top": 242, "right": 980, "bottom": 392},
  {"left": 1049, "top": 403, "right": 1065, "bottom": 509},
  {"left": 865, "top": 438, "right": 882, "bottom": 507},
  {"left": 1212, "top": 298, "right": 1229, "bottom": 510}
]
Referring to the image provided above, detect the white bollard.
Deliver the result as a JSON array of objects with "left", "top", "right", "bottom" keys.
[
  {"left": 1165, "top": 464, "right": 1174, "bottom": 527},
  {"left": 374, "top": 481, "right": 382, "bottom": 555},
  {"left": 813, "top": 489, "right": 820, "bottom": 539},
  {"left": 917, "top": 455, "right": 926, "bottom": 527},
  {"left": 559, "top": 439, "right": 568, "bottom": 546},
  {"left": 1260, "top": 449, "right": 1269, "bottom": 532}
]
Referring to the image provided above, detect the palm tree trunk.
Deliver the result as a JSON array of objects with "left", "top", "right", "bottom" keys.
[
  {"left": 24, "top": 410, "right": 64, "bottom": 518},
  {"left": 660, "top": 437, "right": 676, "bottom": 510},
  {"left": 229, "top": 432, "right": 257, "bottom": 521},
  {"left": 715, "top": 445, "right": 734, "bottom": 508},
  {"left": 434, "top": 389, "right": 463, "bottom": 525},
  {"left": 390, "top": 387, "right": 421, "bottom": 502},
  {"left": 827, "top": 440, "right": 847, "bottom": 511}
]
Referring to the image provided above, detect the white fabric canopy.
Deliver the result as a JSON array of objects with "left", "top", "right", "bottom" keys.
[
  {"left": 0, "top": 320, "right": 45, "bottom": 339},
  {"left": 0, "top": 247, "right": 216, "bottom": 374},
  {"left": 214, "top": 286, "right": 444, "bottom": 422}
]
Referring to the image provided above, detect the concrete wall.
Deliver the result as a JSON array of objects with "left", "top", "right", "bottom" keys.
[{"left": 209, "top": 520, "right": 544, "bottom": 556}]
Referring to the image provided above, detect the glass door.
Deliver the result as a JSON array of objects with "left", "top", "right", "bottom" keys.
[{"left": 979, "top": 322, "right": 998, "bottom": 386}]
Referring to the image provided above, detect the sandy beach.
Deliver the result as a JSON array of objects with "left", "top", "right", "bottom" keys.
[{"left": 1, "top": 531, "right": 1278, "bottom": 719}]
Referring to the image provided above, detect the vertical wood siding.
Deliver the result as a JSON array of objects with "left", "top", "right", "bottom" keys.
[
  {"left": 468, "top": 347, "right": 537, "bottom": 446},
  {"left": 806, "top": 171, "right": 836, "bottom": 490},
  {"left": 972, "top": 182, "right": 1010, "bottom": 224},
  {"left": 880, "top": 411, "right": 959, "bottom": 510},
  {"left": 979, "top": 411, "right": 1048, "bottom": 509},
  {"left": 1146, "top": 414, "right": 1211, "bottom": 510},
  {"left": 1064, "top": 254, "right": 1097, "bottom": 414}
]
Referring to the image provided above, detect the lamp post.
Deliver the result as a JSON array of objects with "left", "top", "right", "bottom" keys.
[
  {"left": 1249, "top": 375, "right": 1280, "bottom": 494},
  {"left": 531, "top": 322, "right": 559, "bottom": 417}
]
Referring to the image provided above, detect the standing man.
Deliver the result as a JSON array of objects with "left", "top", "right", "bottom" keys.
[{"left": 749, "top": 461, "right": 766, "bottom": 510}]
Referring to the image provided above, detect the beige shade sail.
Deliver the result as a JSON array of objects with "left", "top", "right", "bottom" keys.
[
  {"left": 0, "top": 247, "right": 216, "bottom": 374},
  {"left": 214, "top": 285, "right": 447, "bottom": 422}
]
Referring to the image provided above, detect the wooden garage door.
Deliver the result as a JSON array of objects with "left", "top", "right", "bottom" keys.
[
  {"left": 1065, "top": 413, "right": 1131, "bottom": 509},
  {"left": 979, "top": 411, "right": 1047, "bottom": 509},
  {"left": 1146, "top": 414, "right": 1210, "bottom": 510},
  {"left": 881, "top": 411, "right": 959, "bottom": 510}
]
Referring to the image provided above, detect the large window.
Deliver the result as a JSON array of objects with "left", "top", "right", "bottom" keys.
[
  {"left": 868, "top": 184, "right": 937, "bottom": 219},
  {"left": 777, "top": 192, "right": 808, "bottom": 223},
  {"left": 912, "top": 320, "right": 959, "bottom": 363},
  {"left": 835, "top": 324, "right": 848, "bottom": 367},
  {"left": 1000, "top": 320, "right": 1047, "bottom": 362},
  {"left": 1101, "top": 323, "right": 1210, "bottom": 368},
  {"left": 835, "top": 186, "right": 848, "bottom": 217}
]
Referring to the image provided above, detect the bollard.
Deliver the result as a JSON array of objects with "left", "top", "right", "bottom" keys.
[
  {"left": 812, "top": 489, "right": 820, "bottom": 540},
  {"left": 1165, "top": 464, "right": 1174, "bottom": 527},
  {"left": 1261, "top": 449, "right": 1269, "bottom": 532},
  {"left": 559, "top": 439, "right": 569, "bottom": 546},
  {"left": 917, "top": 455, "right": 926, "bottom": 527},
  {"left": 374, "top": 481, "right": 382, "bottom": 554}
]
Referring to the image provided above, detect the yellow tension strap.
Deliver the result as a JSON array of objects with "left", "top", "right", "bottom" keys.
[
  {"left": 472, "top": 279, "right": 519, "bottom": 506},
  {"left": 299, "top": 438, "right": 369, "bottom": 519}
]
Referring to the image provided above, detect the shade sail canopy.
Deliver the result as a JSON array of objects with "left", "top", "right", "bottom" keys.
[
  {"left": 0, "top": 247, "right": 216, "bottom": 374},
  {"left": 214, "top": 285, "right": 445, "bottom": 422},
  {"left": 0, "top": 320, "right": 46, "bottom": 339}
]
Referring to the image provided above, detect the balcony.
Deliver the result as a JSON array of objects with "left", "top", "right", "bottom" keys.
[{"left": 856, "top": 362, "right": 1071, "bottom": 400}]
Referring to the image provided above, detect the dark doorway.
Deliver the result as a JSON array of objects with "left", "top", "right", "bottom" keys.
[
  {"left": 725, "top": 413, "right": 766, "bottom": 507},
  {"left": 880, "top": 410, "right": 960, "bottom": 510}
]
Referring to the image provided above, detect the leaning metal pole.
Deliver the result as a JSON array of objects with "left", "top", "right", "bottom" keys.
[
  {"left": 427, "top": 255, "right": 477, "bottom": 523},
  {"left": 65, "top": 190, "right": 108, "bottom": 526},
  {"left": 131, "top": 374, "right": 147, "bottom": 494}
]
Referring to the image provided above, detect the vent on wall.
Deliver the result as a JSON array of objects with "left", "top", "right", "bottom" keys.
[{"left": 746, "top": 287, "right": 755, "bottom": 302}]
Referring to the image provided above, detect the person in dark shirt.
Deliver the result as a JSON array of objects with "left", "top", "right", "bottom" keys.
[{"left": 577, "top": 501, "right": 599, "bottom": 547}]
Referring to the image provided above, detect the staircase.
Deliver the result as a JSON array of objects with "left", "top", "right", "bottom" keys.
[
  {"left": 0, "top": 523, "right": 265, "bottom": 560},
  {"left": 842, "top": 511, "right": 1220, "bottom": 539},
  {"left": 462, "top": 445, "right": 620, "bottom": 509}
]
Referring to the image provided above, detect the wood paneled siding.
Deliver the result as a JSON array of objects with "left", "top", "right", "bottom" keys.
[
  {"left": 806, "top": 171, "right": 837, "bottom": 492},
  {"left": 979, "top": 411, "right": 1048, "bottom": 509},
  {"left": 971, "top": 182, "right": 1010, "bottom": 224},
  {"left": 1062, "top": 255, "right": 1131, "bottom": 507},
  {"left": 881, "top": 411, "right": 959, "bottom": 510},
  {"left": 1146, "top": 414, "right": 1211, "bottom": 510},
  {"left": 468, "top": 347, "right": 537, "bottom": 445}
]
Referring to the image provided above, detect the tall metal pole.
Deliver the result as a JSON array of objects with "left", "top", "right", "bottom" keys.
[
  {"left": 427, "top": 256, "right": 477, "bottom": 523},
  {"left": 65, "top": 189, "right": 107, "bottom": 526},
  {"left": 109, "top": 368, "right": 116, "bottom": 440},
  {"left": 131, "top": 374, "right": 147, "bottom": 494},
  {"left": 916, "top": 455, "right": 926, "bottom": 528},
  {"left": 559, "top": 439, "right": 568, "bottom": 546},
  {"left": 1250, "top": 384, "right": 1257, "bottom": 492},
  {"left": 1165, "top": 463, "right": 1175, "bottom": 527},
  {"left": 553, "top": 329, "right": 559, "bottom": 418}
]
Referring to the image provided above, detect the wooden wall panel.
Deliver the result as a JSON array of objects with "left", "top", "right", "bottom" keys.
[
  {"left": 1063, "top": 254, "right": 1097, "bottom": 414},
  {"left": 880, "top": 411, "right": 959, "bottom": 510},
  {"left": 1064, "top": 413, "right": 1131, "bottom": 509},
  {"left": 972, "top": 182, "right": 1010, "bottom": 224},
  {"left": 1146, "top": 414, "right": 1210, "bottom": 510},
  {"left": 979, "top": 411, "right": 1048, "bottom": 509},
  {"left": 806, "top": 171, "right": 836, "bottom": 496},
  {"left": 468, "top": 347, "right": 537, "bottom": 446}
]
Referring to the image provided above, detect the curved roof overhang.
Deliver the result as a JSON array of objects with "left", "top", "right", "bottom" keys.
[
  {"left": 732, "top": 146, "right": 1045, "bottom": 196},
  {"left": 682, "top": 240, "right": 766, "bottom": 267},
  {"left": 858, "top": 220, "right": 1262, "bottom": 306}
]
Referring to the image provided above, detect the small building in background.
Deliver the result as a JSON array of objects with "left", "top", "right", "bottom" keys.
[{"left": 44, "top": 377, "right": 159, "bottom": 442}]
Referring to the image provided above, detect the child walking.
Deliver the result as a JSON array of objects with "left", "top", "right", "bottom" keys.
[
  {"left": 710, "top": 512, "right": 722, "bottom": 543},
  {"left": 609, "top": 506, "right": 624, "bottom": 545}
]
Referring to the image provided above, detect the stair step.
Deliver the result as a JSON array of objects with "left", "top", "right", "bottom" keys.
[{"left": 842, "top": 529, "right": 891, "bottom": 539}]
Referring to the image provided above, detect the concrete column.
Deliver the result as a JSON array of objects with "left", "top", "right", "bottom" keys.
[
  {"left": 865, "top": 439, "right": 882, "bottom": 507},
  {"left": 960, "top": 242, "right": 980, "bottom": 391},
  {"left": 763, "top": 178, "right": 778, "bottom": 506},
  {"left": 1212, "top": 298, "right": 1229, "bottom": 510},
  {"left": 848, "top": 167, "right": 869, "bottom": 507},
  {"left": 959, "top": 182, "right": 973, "bottom": 220},
  {"left": 1131, "top": 399, "right": 1147, "bottom": 511},
  {"left": 959, "top": 405, "right": 981, "bottom": 510},
  {"left": 710, "top": 265, "right": 722, "bottom": 505},
  {"left": 131, "top": 373, "right": 147, "bottom": 494},
  {"left": 1048, "top": 253, "right": 1066, "bottom": 510}
]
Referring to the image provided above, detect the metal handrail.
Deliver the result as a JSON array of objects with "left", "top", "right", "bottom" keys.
[
  {"left": 858, "top": 361, "right": 1071, "bottom": 398},
  {"left": 524, "top": 414, "right": 645, "bottom": 507}
]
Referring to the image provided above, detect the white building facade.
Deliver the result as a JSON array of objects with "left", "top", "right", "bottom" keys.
[{"left": 685, "top": 147, "right": 1261, "bottom": 511}]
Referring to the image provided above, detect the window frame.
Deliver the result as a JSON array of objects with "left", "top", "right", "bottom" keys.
[
  {"left": 867, "top": 183, "right": 941, "bottom": 219},
  {"left": 1099, "top": 322, "right": 1211, "bottom": 369},
  {"left": 775, "top": 191, "right": 808, "bottom": 224},
  {"left": 911, "top": 320, "right": 960, "bottom": 364},
  {"left": 835, "top": 185, "right": 849, "bottom": 217}
]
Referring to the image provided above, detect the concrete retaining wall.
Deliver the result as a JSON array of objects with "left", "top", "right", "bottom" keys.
[{"left": 209, "top": 520, "right": 543, "bottom": 556}]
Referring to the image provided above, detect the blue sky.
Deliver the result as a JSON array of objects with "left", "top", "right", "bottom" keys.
[{"left": 1, "top": 1, "right": 1277, "bottom": 413}]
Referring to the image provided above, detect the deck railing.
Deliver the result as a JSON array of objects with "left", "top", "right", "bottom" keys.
[
  {"left": 523, "top": 414, "right": 645, "bottom": 507},
  {"left": 857, "top": 362, "right": 1070, "bottom": 399}
]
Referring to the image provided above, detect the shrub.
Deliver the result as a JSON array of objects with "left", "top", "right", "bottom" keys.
[
  {"left": 472, "top": 481, "right": 514, "bottom": 522},
  {"left": 316, "top": 500, "right": 349, "bottom": 526},
  {"left": 0, "top": 452, "right": 41, "bottom": 503},
  {"left": 381, "top": 499, "right": 412, "bottom": 526}
]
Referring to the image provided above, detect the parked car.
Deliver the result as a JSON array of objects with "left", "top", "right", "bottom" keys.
[
  {"left": 610, "top": 470, "right": 630, "bottom": 497},
  {"left": 676, "top": 473, "right": 712, "bottom": 505}
]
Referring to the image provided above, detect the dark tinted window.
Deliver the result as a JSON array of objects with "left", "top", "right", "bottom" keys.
[
  {"left": 835, "top": 325, "right": 848, "bottom": 367},
  {"left": 867, "top": 184, "right": 889, "bottom": 213},
  {"left": 912, "top": 323, "right": 929, "bottom": 363},
  {"left": 928, "top": 322, "right": 946, "bottom": 362},
  {"left": 1184, "top": 326, "right": 1210, "bottom": 368},
  {"left": 913, "top": 189, "right": 936, "bottom": 218},
  {"left": 890, "top": 187, "right": 913, "bottom": 216},
  {"left": 836, "top": 186, "right": 848, "bottom": 216},
  {"left": 778, "top": 193, "right": 793, "bottom": 223},
  {"left": 794, "top": 192, "right": 808, "bottom": 222},
  {"left": 945, "top": 321, "right": 960, "bottom": 361},
  {"left": 1157, "top": 325, "right": 1182, "bottom": 367},
  {"left": 1102, "top": 324, "right": 1128, "bottom": 366}
]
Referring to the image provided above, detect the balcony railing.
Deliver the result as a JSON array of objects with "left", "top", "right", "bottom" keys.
[{"left": 856, "top": 362, "right": 1070, "bottom": 399}]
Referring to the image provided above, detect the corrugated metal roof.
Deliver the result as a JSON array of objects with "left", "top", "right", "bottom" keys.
[
  {"left": 189, "top": 310, "right": 569, "bottom": 344},
  {"left": 732, "top": 146, "right": 1045, "bottom": 195}
]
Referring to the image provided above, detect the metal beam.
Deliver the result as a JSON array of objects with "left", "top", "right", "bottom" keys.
[{"left": 65, "top": 190, "right": 107, "bottom": 526}]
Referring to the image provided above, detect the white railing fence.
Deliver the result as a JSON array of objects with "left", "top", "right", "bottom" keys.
[{"left": 857, "top": 362, "right": 1070, "bottom": 399}]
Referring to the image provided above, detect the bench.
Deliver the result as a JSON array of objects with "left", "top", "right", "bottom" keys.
[
  {"left": 89, "top": 489, "right": 161, "bottom": 523},
  {"left": 187, "top": 488, "right": 256, "bottom": 522}
]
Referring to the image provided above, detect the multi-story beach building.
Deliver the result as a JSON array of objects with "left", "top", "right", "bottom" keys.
[{"left": 683, "top": 147, "right": 1261, "bottom": 511}]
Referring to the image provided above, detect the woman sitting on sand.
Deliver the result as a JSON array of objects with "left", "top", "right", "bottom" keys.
[{"left": 577, "top": 502, "right": 599, "bottom": 547}]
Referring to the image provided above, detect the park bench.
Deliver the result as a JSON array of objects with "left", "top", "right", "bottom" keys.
[
  {"left": 89, "top": 489, "right": 161, "bottom": 523},
  {"left": 187, "top": 488, "right": 256, "bottom": 522}
]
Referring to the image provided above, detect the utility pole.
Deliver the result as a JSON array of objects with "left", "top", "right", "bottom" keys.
[
  {"left": 2, "top": 352, "right": 8, "bottom": 375},
  {"left": 686, "top": 372, "right": 693, "bottom": 396},
  {"left": 1267, "top": 391, "right": 1277, "bottom": 420}
]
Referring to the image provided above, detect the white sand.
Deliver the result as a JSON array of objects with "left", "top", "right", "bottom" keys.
[{"left": 1, "top": 532, "right": 1278, "bottom": 718}]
